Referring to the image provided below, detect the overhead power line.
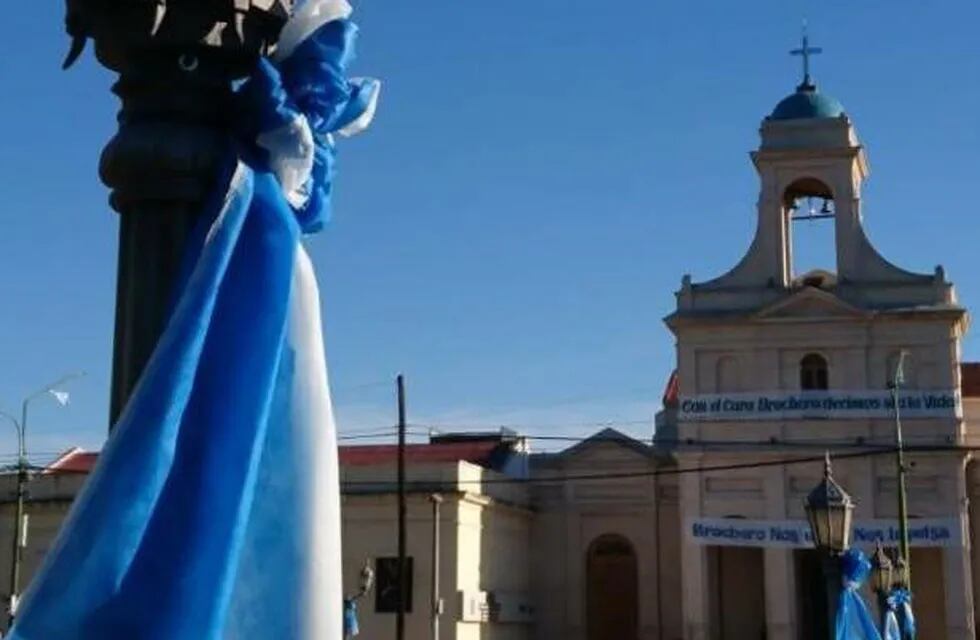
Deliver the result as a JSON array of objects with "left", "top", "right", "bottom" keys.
[
  {"left": 341, "top": 444, "right": 976, "bottom": 489},
  {"left": 12, "top": 442, "right": 978, "bottom": 489}
]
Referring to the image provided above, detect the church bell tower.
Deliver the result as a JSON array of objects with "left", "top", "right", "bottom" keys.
[{"left": 675, "top": 32, "right": 953, "bottom": 312}]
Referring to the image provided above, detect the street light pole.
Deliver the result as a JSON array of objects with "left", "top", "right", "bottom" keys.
[
  {"left": 0, "top": 412, "right": 22, "bottom": 632},
  {"left": 890, "top": 351, "right": 912, "bottom": 592},
  {"left": 396, "top": 374, "right": 407, "bottom": 640},
  {"left": 7, "top": 412, "right": 25, "bottom": 631},
  {"left": 3, "top": 371, "right": 84, "bottom": 628},
  {"left": 429, "top": 494, "right": 443, "bottom": 640}
]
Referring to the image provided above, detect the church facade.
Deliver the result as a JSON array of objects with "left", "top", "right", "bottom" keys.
[
  {"left": 658, "top": 72, "right": 975, "bottom": 639},
  {"left": 529, "top": 69, "right": 980, "bottom": 640}
]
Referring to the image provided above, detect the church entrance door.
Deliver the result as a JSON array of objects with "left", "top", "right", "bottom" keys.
[
  {"left": 586, "top": 534, "right": 638, "bottom": 640},
  {"left": 709, "top": 546, "right": 766, "bottom": 640}
]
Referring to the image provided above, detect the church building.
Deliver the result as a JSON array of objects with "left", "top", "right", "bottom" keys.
[
  {"left": 528, "top": 45, "right": 978, "bottom": 640},
  {"left": 658, "top": 53, "right": 974, "bottom": 640}
]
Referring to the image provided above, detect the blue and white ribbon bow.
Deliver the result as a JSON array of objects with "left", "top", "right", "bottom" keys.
[
  {"left": 835, "top": 548, "right": 883, "bottom": 640},
  {"left": 8, "top": 1, "right": 377, "bottom": 638}
]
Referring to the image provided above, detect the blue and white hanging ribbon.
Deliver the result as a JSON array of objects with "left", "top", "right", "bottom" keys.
[
  {"left": 8, "top": 1, "right": 378, "bottom": 638},
  {"left": 343, "top": 599, "right": 360, "bottom": 637},
  {"left": 835, "top": 548, "right": 883, "bottom": 640},
  {"left": 883, "top": 588, "right": 916, "bottom": 640}
]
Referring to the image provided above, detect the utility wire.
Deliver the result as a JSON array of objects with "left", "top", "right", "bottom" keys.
[
  {"left": 407, "top": 419, "right": 653, "bottom": 431},
  {"left": 340, "top": 444, "right": 975, "bottom": 488},
  {"left": 338, "top": 432, "right": 429, "bottom": 441},
  {"left": 20, "top": 444, "right": 973, "bottom": 487},
  {"left": 389, "top": 427, "right": 965, "bottom": 451}
]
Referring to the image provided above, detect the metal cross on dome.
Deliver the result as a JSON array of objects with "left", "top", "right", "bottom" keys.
[{"left": 790, "top": 23, "right": 822, "bottom": 87}]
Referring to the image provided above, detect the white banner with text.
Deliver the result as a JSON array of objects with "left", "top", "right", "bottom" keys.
[
  {"left": 686, "top": 516, "right": 961, "bottom": 549},
  {"left": 678, "top": 389, "right": 960, "bottom": 422}
]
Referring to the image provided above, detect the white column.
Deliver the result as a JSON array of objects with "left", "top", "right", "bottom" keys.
[
  {"left": 763, "top": 464, "right": 795, "bottom": 640},
  {"left": 944, "top": 459, "right": 975, "bottom": 640},
  {"left": 564, "top": 507, "right": 583, "bottom": 640},
  {"left": 680, "top": 462, "right": 710, "bottom": 640},
  {"left": 967, "top": 460, "right": 980, "bottom": 635}
]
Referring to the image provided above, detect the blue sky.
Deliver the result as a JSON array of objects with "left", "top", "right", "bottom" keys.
[{"left": 1, "top": 1, "right": 978, "bottom": 459}]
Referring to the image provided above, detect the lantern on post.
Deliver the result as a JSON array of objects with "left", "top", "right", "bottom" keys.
[
  {"left": 805, "top": 452, "right": 855, "bottom": 554},
  {"left": 870, "top": 542, "right": 894, "bottom": 594},
  {"left": 892, "top": 554, "right": 909, "bottom": 590},
  {"left": 804, "top": 452, "right": 856, "bottom": 640}
]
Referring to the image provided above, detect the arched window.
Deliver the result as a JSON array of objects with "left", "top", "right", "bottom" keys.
[{"left": 800, "top": 353, "right": 828, "bottom": 390}]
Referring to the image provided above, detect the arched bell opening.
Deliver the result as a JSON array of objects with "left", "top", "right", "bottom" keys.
[{"left": 782, "top": 177, "right": 837, "bottom": 279}]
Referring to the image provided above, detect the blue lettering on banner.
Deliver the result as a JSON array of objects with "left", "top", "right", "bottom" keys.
[
  {"left": 678, "top": 390, "right": 960, "bottom": 422},
  {"left": 687, "top": 517, "right": 959, "bottom": 548}
]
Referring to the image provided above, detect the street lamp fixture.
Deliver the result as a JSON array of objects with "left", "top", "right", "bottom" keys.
[
  {"left": 805, "top": 452, "right": 855, "bottom": 554},
  {"left": 870, "top": 542, "right": 893, "bottom": 595},
  {"left": 892, "top": 554, "right": 910, "bottom": 590},
  {"left": 358, "top": 559, "right": 375, "bottom": 597}
]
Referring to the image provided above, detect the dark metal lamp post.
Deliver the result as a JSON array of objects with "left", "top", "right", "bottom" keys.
[
  {"left": 60, "top": 0, "right": 293, "bottom": 427},
  {"left": 805, "top": 453, "right": 855, "bottom": 640}
]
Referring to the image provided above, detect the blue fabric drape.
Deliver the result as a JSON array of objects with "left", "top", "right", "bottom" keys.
[
  {"left": 8, "top": 11, "right": 376, "bottom": 640},
  {"left": 835, "top": 549, "right": 883, "bottom": 640}
]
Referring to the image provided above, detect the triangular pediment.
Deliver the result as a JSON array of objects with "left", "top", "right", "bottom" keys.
[
  {"left": 556, "top": 428, "right": 652, "bottom": 462},
  {"left": 754, "top": 287, "right": 868, "bottom": 321}
]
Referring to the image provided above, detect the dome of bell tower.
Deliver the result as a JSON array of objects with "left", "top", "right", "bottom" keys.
[{"left": 769, "top": 80, "right": 845, "bottom": 121}]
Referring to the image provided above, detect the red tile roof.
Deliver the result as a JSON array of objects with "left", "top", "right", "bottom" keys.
[
  {"left": 339, "top": 441, "right": 502, "bottom": 468},
  {"left": 45, "top": 447, "right": 98, "bottom": 474},
  {"left": 963, "top": 363, "right": 980, "bottom": 398},
  {"left": 42, "top": 440, "right": 508, "bottom": 476}
]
